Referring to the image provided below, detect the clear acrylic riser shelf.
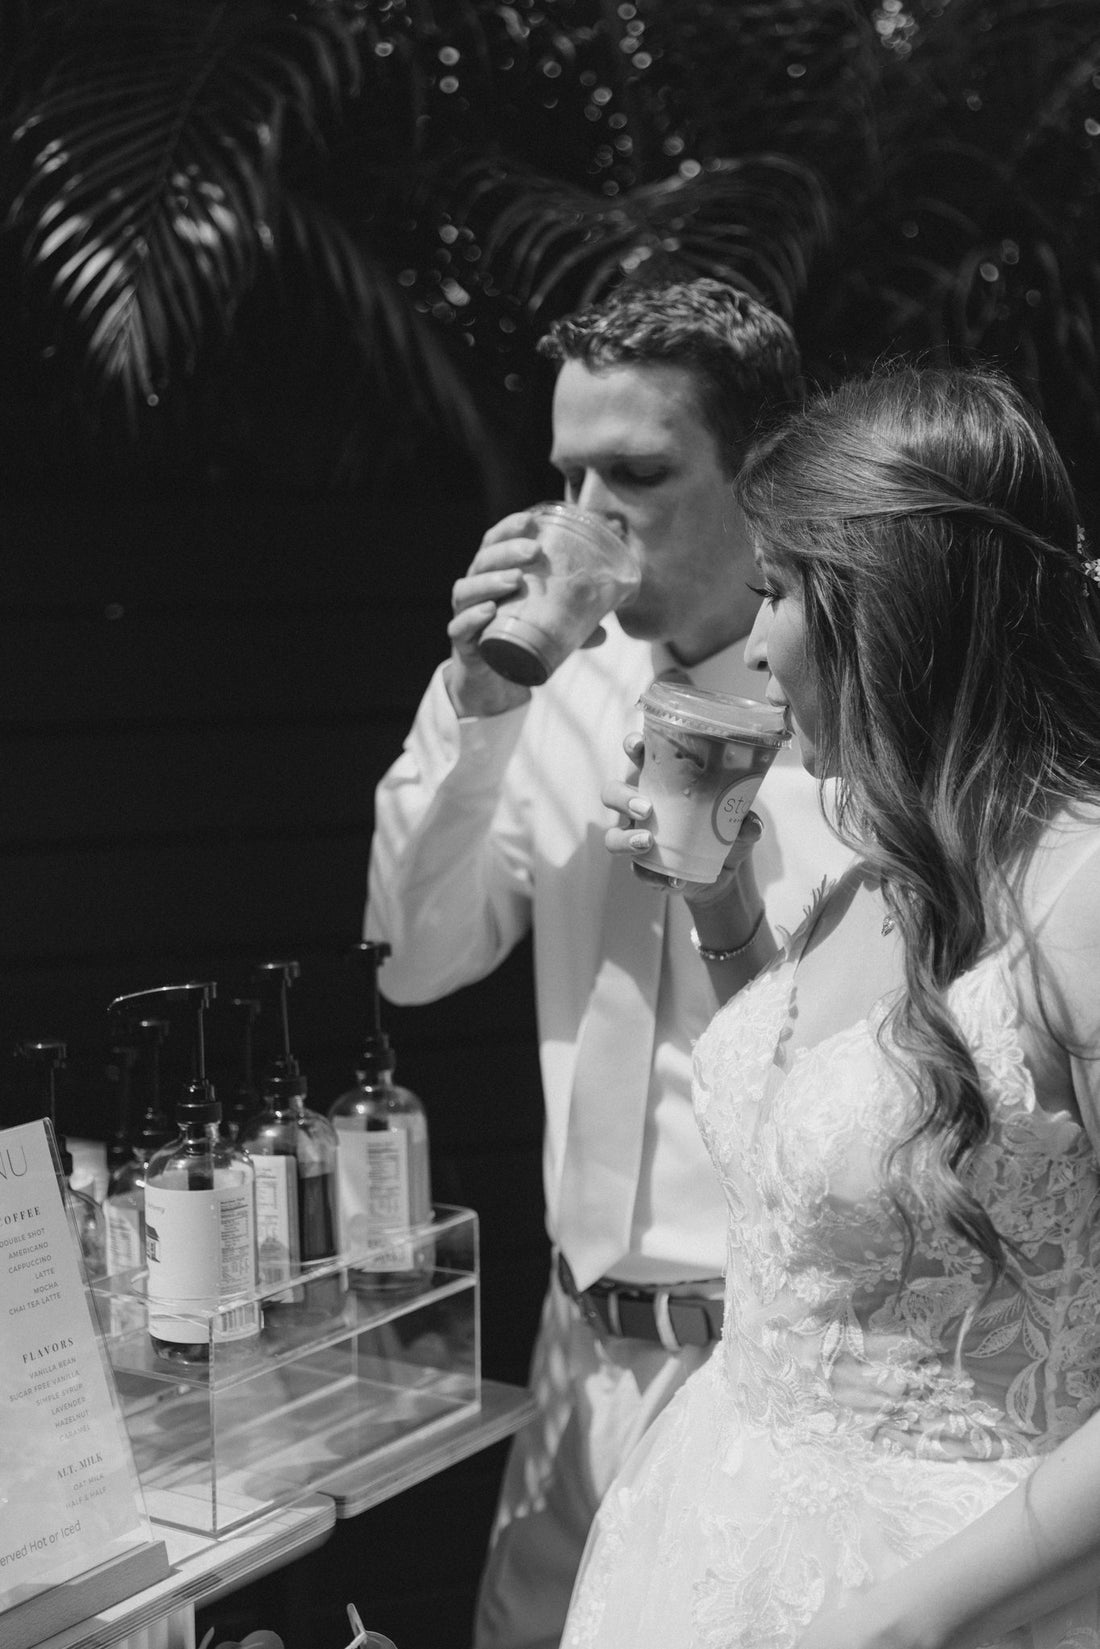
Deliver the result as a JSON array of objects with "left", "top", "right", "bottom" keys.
[{"left": 89, "top": 1206, "right": 479, "bottom": 1537}]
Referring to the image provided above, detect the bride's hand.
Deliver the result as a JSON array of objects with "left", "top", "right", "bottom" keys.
[
  {"left": 602, "top": 792, "right": 764, "bottom": 895},
  {"left": 601, "top": 732, "right": 764, "bottom": 893},
  {"left": 678, "top": 810, "right": 763, "bottom": 901},
  {"left": 601, "top": 732, "right": 657, "bottom": 869}
]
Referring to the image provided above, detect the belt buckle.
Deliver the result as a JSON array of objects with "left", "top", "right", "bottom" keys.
[{"left": 582, "top": 1294, "right": 607, "bottom": 1336}]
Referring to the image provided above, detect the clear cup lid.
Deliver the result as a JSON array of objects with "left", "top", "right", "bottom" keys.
[
  {"left": 638, "top": 679, "right": 790, "bottom": 745},
  {"left": 530, "top": 501, "right": 629, "bottom": 555}
]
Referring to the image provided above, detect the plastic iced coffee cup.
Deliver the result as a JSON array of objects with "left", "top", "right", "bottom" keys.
[
  {"left": 477, "top": 502, "right": 641, "bottom": 687},
  {"left": 634, "top": 681, "right": 790, "bottom": 885}
]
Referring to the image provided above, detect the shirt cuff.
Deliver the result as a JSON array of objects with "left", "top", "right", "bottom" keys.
[{"left": 407, "top": 662, "right": 530, "bottom": 790}]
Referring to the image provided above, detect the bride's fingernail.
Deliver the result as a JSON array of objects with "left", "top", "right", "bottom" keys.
[
  {"left": 627, "top": 798, "right": 649, "bottom": 819},
  {"left": 629, "top": 832, "right": 651, "bottom": 850}
]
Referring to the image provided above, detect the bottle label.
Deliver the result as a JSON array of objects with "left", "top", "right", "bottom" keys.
[
  {"left": 336, "top": 1131, "right": 417, "bottom": 1270},
  {"left": 144, "top": 1180, "right": 260, "bottom": 1343},
  {"left": 105, "top": 1195, "right": 143, "bottom": 1272},
  {"left": 252, "top": 1155, "right": 303, "bottom": 1303},
  {"left": 103, "top": 1196, "right": 145, "bottom": 1334}
]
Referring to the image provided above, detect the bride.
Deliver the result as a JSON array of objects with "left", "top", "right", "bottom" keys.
[{"left": 562, "top": 364, "right": 1100, "bottom": 1649}]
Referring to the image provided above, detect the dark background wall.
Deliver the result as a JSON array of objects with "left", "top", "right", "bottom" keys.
[{"left": 0, "top": 480, "right": 550, "bottom": 1648}]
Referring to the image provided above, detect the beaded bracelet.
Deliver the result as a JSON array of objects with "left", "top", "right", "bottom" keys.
[{"left": 689, "top": 907, "right": 765, "bottom": 963}]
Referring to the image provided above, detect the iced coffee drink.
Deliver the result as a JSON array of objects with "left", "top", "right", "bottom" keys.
[
  {"left": 634, "top": 681, "right": 790, "bottom": 884},
  {"left": 478, "top": 502, "right": 641, "bottom": 686}
]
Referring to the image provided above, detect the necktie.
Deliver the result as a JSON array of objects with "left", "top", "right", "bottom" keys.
[{"left": 557, "top": 716, "right": 670, "bottom": 1291}]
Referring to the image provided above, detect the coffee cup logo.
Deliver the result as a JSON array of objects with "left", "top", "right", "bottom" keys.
[{"left": 712, "top": 777, "right": 762, "bottom": 845}]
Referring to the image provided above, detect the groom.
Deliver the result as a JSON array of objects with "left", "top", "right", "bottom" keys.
[{"left": 365, "top": 277, "right": 850, "bottom": 1649}]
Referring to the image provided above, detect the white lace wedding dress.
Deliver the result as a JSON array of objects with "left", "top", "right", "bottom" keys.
[{"left": 562, "top": 851, "right": 1100, "bottom": 1649}]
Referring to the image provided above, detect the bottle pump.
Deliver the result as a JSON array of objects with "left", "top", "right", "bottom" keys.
[
  {"left": 239, "top": 961, "right": 342, "bottom": 1331},
  {"left": 105, "top": 1039, "right": 139, "bottom": 1181},
  {"left": 328, "top": 941, "right": 432, "bottom": 1293},
  {"left": 103, "top": 1017, "right": 171, "bottom": 1275},
  {"left": 225, "top": 994, "right": 262, "bottom": 1142},
  {"left": 109, "top": 982, "right": 259, "bottom": 1364}
]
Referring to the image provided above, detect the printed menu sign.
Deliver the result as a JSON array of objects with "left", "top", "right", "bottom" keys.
[{"left": 0, "top": 1119, "right": 153, "bottom": 1613}]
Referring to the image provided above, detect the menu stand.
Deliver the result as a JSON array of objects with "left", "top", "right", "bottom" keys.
[
  {"left": 0, "top": 1120, "right": 170, "bottom": 1646},
  {"left": 1, "top": 1542, "right": 172, "bottom": 1649},
  {"left": 30, "top": 1494, "right": 336, "bottom": 1649},
  {"left": 4, "top": 1122, "right": 537, "bottom": 1648}
]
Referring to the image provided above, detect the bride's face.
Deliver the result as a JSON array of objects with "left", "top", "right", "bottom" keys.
[{"left": 744, "top": 554, "right": 828, "bottom": 777}]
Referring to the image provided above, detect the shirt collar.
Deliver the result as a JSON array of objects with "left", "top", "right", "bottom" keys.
[{"left": 650, "top": 633, "right": 764, "bottom": 701}]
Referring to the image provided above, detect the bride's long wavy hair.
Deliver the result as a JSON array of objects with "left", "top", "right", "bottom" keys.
[{"left": 735, "top": 364, "right": 1100, "bottom": 1276}]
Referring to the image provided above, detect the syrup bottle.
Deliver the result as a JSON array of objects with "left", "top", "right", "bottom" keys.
[
  {"left": 110, "top": 982, "right": 260, "bottom": 1366},
  {"left": 16, "top": 1039, "right": 106, "bottom": 1280},
  {"left": 239, "top": 960, "right": 343, "bottom": 1335},
  {"left": 328, "top": 941, "right": 432, "bottom": 1294}
]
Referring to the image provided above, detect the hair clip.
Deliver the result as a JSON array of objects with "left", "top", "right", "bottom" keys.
[{"left": 1075, "top": 525, "right": 1100, "bottom": 586}]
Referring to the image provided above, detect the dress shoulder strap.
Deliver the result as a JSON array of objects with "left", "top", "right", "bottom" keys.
[{"left": 778, "top": 872, "right": 840, "bottom": 958}]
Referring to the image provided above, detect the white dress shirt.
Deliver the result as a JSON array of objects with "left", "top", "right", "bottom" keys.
[{"left": 366, "top": 617, "right": 852, "bottom": 1280}]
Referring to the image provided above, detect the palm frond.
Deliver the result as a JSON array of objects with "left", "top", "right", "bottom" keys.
[
  {"left": 457, "top": 152, "right": 832, "bottom": 319},
  {"left": 278, "top": 187, "right": 493, "bottom": 454},
  {"left": 624, "top": 0, "right": 882, "bottom": 182},
  {"left": 790, "top": 0, "right": 1100, "bottom": 471},
  {"left": 4, "top": 0, "right": 360, "bottom": 410}
]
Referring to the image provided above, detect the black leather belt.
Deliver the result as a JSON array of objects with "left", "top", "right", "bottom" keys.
[{"left": 556, "top": 1251, "right": 724, "bottom": 1351}]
